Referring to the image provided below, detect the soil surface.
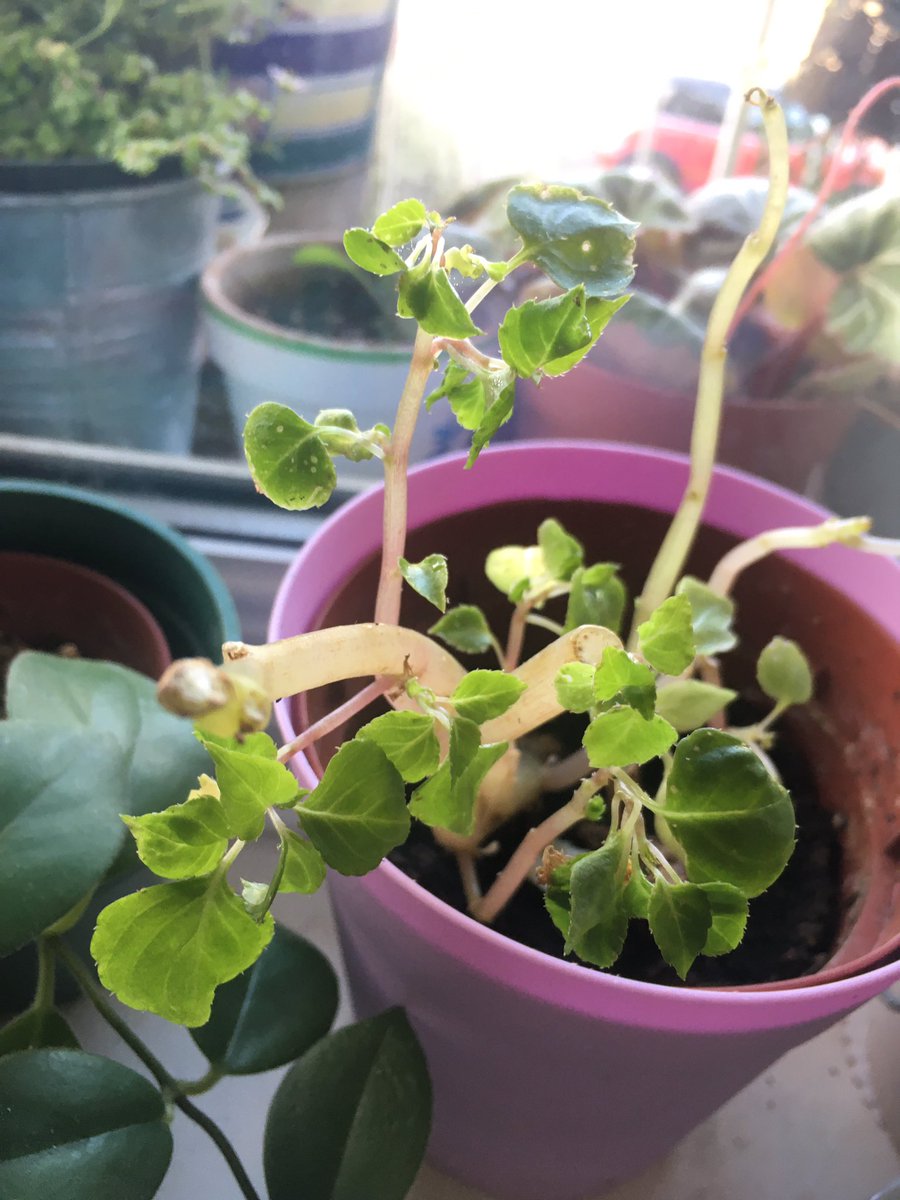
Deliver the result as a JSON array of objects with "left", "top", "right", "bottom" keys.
[
  {"left": 390, "top": 703, "right": 844, "bottom": 988},
  {"left": 246, "top": 263, "right": 406, "bottom": 345}
]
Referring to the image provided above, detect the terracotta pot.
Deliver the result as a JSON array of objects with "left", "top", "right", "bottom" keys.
[
  {"left": 0, "top": 551, "right": 171, "bottom": 680},
  {"left": 515, "top": 366, "right": 858, "bottom": 496},
  {"left": 271, "top": 443, "right": 900, "bottom": 1200}
]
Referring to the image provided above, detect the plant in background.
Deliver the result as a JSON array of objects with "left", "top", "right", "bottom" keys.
[
  {"left": 0, "top": 0, "right": 278, "bottom": 195},
  {"left": 1, "top": 90, "right": 898, "bottom": 1200}
]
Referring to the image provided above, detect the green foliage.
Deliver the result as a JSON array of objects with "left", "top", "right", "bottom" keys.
[
  {"left": 410, "top": 735, "right": 508, "bottom": 837},
  {"left": 655, "top": 680, "right": 737, "bottom": 732},
  {"left": 244, "top": 403, "right": 338, "bottom": 511},
  {"left": 0, "top": 1008, "right": 79, "bottom": 1057},
  {"left": 201, "top": 733, "right": 299, "bottom": 841},
  {"left": 554, "top": 661, "right": 596, "bottom": 713},
  {"left": 593, "top": 647, "right": 657, "bottom": 719},
  {"left": 278, "top": 831, "right": 327, "bottom": 894},
  {"left": 191, "top": 925, "right": 338, "bottom": 1075},
  {"left": 0, "top": 1049, "right": 173, "bottom": 1200},
  {"left": 565, "top": 563, "right": 627, "bottom": 633},
  {"left": 676, "top": 577, "right": 738, "bottom": 656},
  {"left": 372, "top": 198, "right": 429, "bottom": 247},
  {"left": 647, "top": 881, "right": 712, "bottom": 980},
  {"left": 583, "top": 705, "right": 677, "bottom": 769},
  {"left": 399, "top": 553, "right": 449, "bottom": 612},
  {"left": 429, "top": 604, "right": 497, "bottom": 655},
  {"left": 342, "top": 229, "right": 408, "bottom": 276},
  {"left": 357, "top": 710, "right": 441, "bottom": 783},
  {"left": 546, "top": 837, "right": 629, "bottom": 967},
  {"left": 123, "top": 789, "right": 230, "bottom": 880},
  {"left": 757, "top": 636, "right": 813, "bottom": 706},
  {"left": 264, "top": 1010, "right": 432, "bottom": 1200},
  {"left": 398, "top": 262, "right": 482, "bottom": 338},
  {"left": 637, "top": 594, "right": 697, "bottom": 675},
  {"left": 451, "top": 669, "right": 526, "bottom": 723},
  {"left": 537, "top": 518, "right": 584, "bottom": 580}
]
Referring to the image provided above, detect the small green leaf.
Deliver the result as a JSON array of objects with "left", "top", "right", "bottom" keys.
[
  {"left": 648, "top": 880, "right": 712, "bottom": 979},
  {"left": 444, "top": 244, "right": 510, "bottom": 281},
  {"left": 593, "top": 646, "right": 657, "bottom": 720},
  {"left": 451, "top": 670, "right": 526, "bottom": 723},
  {"left": 583, "top": 706, "right": 676, "bottom": 768},
  {"left": 537, "top": 518, "right": 584, "bottom": 581},
  {"left": 0, "top": 1050, "right": 173, "bottom": 1200},
  {"left": 264, "top": 1010, "right": 431, "bottom": 1200},
  {"left": 123, "top": 792, "right": 231, "bottom": 880},
  {"left": 299, "top": 741, "right": 409, "bottom": 875},
  {"left": 565, "top": 563, "right": 626, "bottom": 634},
  {"left": 190, "top": 925, "right": 337, "bottom": 1075},
  {"left": 0, "top": 722, "right": 126, "bottom": 956},
  {"left": 466, "top": 379, "right": 515, "bottom": 467},
  {"left": 280, "top": 831, "right": 327, "bottom": 894},
  {"left": 498, "top": 287, "right": 593, "bottom": 379},
  {"left": 624, "top": 866, "right": 653, "bottom": 919},
  {"left": 638, "top": 594, "right": 696, "bottom": 675},
  {"left": 357, "top": 711, "right": 441, "bottom": 783},
  {"left": 484, "top": 543, "right": 546, "bottom": 599},
  {"left": 676, "top": 577, "right": 738, "bottom": 656},
  {"left": 698, "top": 882, "right": 749, "bottom": 955},
  {"left": 0, "top": 1009, "right": 79, "bottom": 1057},
  {"left": 429, "top": 605, "right": 496, "bottom": 655},
  {"left": 664, "top": 729, "right": 796, "bottom": 898},
  {"left": 655, "top": 680, "right": 737, "bottom": 732},
  {"left": 372, "top": 198, "right": 428, "bottom": 247},
  {"left": 398, "top": 263, "right": 482, "bottom": 338},
  {"left": 546, "top": 837, "right": 630, "bottom": 967},
  {"left": 545, "top": 295, "right": 630, "bottom": 374},
  {"left": 399, "top": 553, "right": 448, "bottom": 612},
  {"left": 93, "top": 877, "right": 275, "bottom": 1026},
  {"left": 507, "top": 183, "right": 637, "bottom": 298},
  {"left": 555, "top": 662, "right": 596, "bottom": 713},
  {"left": 314, "top": 409, "right": 378, "bottom": 463},
  {"left": 445, "top": 378, "right": 486, "bottom": 430},
  {"left": 202, "top": 736, "right": 299, "bottom": 841},
  {"left": 757, "top": 636, "right": 813, "bottom": 706},
  {"left": 244, "top": 403, "right": 337, "bottom": 511},
  {"left": 449, "top": 716, "right": 481, "bottom": 784},
  {"left": 409, "top": 740, "right": 507, "bottom": 837},
  {"left": 342, "top": 228, "right": 408, "bottom": 275}
]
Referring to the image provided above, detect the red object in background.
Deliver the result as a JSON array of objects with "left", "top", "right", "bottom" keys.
[{"left": 599, "top": 77, "right": 888, "bottom": 194}]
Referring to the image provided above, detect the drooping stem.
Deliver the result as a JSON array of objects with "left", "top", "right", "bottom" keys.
[
  {"left": 277, "top": 679, "right": 390, "bottom": 763},
  {"left": 374, "top": 326, "right": 437, "bottom": 626},
  {"left": 34, "top": 938, "right": 56, "bottom": 1012},
  {"left": 53, "top": 940, "right": 262, "bottom": 1200},
  {"left": 629, "top": 89, "right": 789, "bottom": 642}
]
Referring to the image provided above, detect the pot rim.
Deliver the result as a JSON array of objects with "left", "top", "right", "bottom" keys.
[
  {"left": 202, "top": 232, "right": 412, "bottom": 362},
  {"left": 271, "top": 440, "right": 900, "bottom": 1031}
]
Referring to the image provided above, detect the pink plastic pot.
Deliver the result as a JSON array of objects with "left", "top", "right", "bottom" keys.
[{"left": 271, "top": 443, "right": 900, "bottom": 1200}]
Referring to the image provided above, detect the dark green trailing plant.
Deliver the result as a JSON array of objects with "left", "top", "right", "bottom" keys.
[{"left": 2, "top": 89, "right": 898, "bottom": 1200}]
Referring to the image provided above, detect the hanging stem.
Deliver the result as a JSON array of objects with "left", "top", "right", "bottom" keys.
[
  {"left": 277, "top": 679, "right": 391, "bottom": 763},
  {"left": 629, "top": 89, "right": 790, "bottom": 643}
]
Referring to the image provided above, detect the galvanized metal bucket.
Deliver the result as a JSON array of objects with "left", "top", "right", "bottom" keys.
[{"left": 0, "top": 169, "right": 218, "bottom": 453}]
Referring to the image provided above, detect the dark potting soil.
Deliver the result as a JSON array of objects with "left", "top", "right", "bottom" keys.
[
  {"left": 389, "top": 705, "right": 844, "bottom": 988},
  {"left": 246, "top": 263, "right": 407, "bottom": 345}
]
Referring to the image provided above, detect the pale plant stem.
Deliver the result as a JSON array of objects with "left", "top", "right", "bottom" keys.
[
  {"left": 644, "top": 839, "right": 682, "bottom": 885},
  {"left": 629, "top": 90, "right": 790, "bottom": 645},
  {"left": 219, "top": 840, "right": 245, "bottom": 871},
  {"left": 540, "top": 747, "right": 589, "bottom": 794},
  {"left": 374, "top": 325, "right": 437, "bottom": 626},
  {"left": 504, "top": 603, "right": 530, "bottom": 671},
  {"left": 464, "top": 276, "right": 500, "bottom": 314},
  {"left": 456, "top": 851, "right": 482, "bottom": 907},
  {"left": 276, "top": 679, "right": 389, "bottom": 764},
  {"left": 527, "top": 613, "right": 565, "bottom": 636},
  {"left": 707, "top": 517, "right": 871, "bottom": 597}
]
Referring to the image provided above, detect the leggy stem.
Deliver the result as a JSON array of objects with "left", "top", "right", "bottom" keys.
[
  {"left": 277, "top": 679, "right": 390, "bottom": 763},
  {"left": 629, "top": 89, "right": 789, "bottom": 643},
  {"left": 374, "top": 326, "right": 437, "bottom": 626},
  {"left": 53, "top": 940, "right": 262, "bottom": 1200}
]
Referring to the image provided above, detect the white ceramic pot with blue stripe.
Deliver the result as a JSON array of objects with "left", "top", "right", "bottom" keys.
[
  {"left": 202, "top": 233, "right": 465, "bottom": 481},
  {"left": 216, "top": 0, "right": 398, "bottom": 179}
]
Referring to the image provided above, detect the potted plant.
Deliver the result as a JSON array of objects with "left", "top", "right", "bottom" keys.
[
  {"left": 2, "top": 90, "right": 898, "bottom": 1200},
  {"left": 0, "top": 1, "right": 275, "bottom": 453}
]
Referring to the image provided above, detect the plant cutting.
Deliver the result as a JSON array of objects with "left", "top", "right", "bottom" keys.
[{"left": 2, "top": 89, "right": 898, "bottom": 1200}]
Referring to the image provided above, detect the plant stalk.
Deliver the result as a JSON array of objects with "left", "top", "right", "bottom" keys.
[{"left": 629, "top": 89, "right": 789, "bottom": 642}]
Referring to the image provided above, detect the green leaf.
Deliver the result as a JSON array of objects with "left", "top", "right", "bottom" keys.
[
  {"left": 638, "top": 594, "right": 696, "bottom": 675},
  {"left": 357, "top": 711, "right": 441, "bottom": 783},
  {"left": 498, "top": 287, "right": 593, "bottom": 379},
  {"left": 583, "top": 706, "right": 676, "bottom": 768},
  {"left": 655, "top": 680, "right": 737, "bottom": 733},
  {"left": 123, "top": 791, "right": 230, "bottom": 880},
  {"left": 554, "top": 662, "right": 596, "bottom": 713},
  {"left": 409, "top": 740, "right": 507, "bottom": 837},
  {"left": 449, "top": 716, "right": 481, "bottom": 784},
  {"left": 244, "top": 403, "right": 337, "bottom": 511},
  {"left": 202, "top": 736, "right": 299, "bottom": 841},
  {"left": 565, "top": 563, "right": 626, "bottom": 634},
  {"left": 0, "top": 1050, "right": 172, "bottom": 1200},
  {"left": 466, "top": 380, "right": 515, "bottom": 467},
  {"left": 648, "top": 880, "right": 712, "bottom": 979},
  {"left": 6, "top": 653, "right": 208, "bottom": 820},
  {"left": 398, "top": 263, "right": 482, "bottom": 338},
  {"left": 757, "top": 636, "right": 813, "bottom": 706},
  {"left": 398, "top": 553, "right": 448, "bottom": 612},
  {"left": 299, "top": 741, "right": 409, "bottom": 875},
  {"left": 444, "top": 244, "right": 510, "bottom": 281},
  {"left": 546, "top": 837, "right": 630, "bottom": 967},
  {"left": 593, "top": 646, "right": 657, "bottom": 720},
  {"left": 0, "top": 1009, "right": 79, "bottom": 1058},
  {"left": 451, "top": 670, "right": 526, "bottom": 723},
  {"left": 698, "top": 882, "right": 749, "bottom": 955},
  {"left": 545, "top": 295, "right": 630, "bottom": 374},
  {"left": 279, "top": 831, "right": 327, "bottom": 894},
  {"left": 264, "top": 1009, "right": 431, "bottom": 1200},
  {"left": 0, "top": 722, "right": 126, "bottom": 956},
  {"left": 484, "top": 543, "right": 546, "bottom": 599},
  {"left": 429, "top": 605, "right": 496, "bottom": 655},
  {"left": 342, "top": 228, "right": 408, "bottom": 275},
  {"left": 444, "top": 378, "right": 485, "bottom": 430},
  {"left": 507, "top": 182, "right": 637, "bottom": 298},
  {"left": 314, "top": 409, "right": 378, "bottom": 463},
  {"left": 676, "top": 577, "right": 737, "bottom": 656},
  {"left": 537, "top": 518, "right": 584, "bottom": 580},
  {"left": 624, "top": 866, "right": 653, "bottom": 919},
  {"left": 190, "top": 925, "right": 337, "bottom": 1075},
  {"left": 372, "top": 198, "right": 428, "bottom": 247},
  {"left": 663, "top": 729, "right": 796, "bottom": 898},
  {"left": 92, "top": 877, "right": 275, "bottom": 1026}
]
